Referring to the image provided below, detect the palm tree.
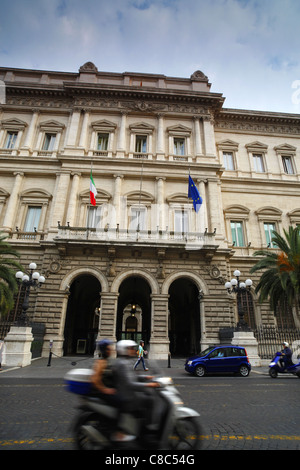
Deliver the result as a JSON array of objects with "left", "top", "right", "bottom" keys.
[
  {"left": 250, "top": 226, "right": 300, "bottom": 319},
  {"left": 0, "top": 233, "right": 23, "bottom": 318}
]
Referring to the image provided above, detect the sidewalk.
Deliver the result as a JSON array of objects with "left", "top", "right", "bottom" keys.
[{"left": 0, "top": 354, "right": 267, "bottom": 378}]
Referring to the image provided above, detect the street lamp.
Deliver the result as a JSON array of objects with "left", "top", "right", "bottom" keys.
[
  {"left": 225, "top": 270, "right": 253, "bottom": 331},
  {"left": 15, "top": 262, "right": 45, "bottom": 326}
]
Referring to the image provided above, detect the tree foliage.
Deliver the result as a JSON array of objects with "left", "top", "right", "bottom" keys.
[
  {"left": 250, "top": 226, "right": 300, "bottom": 313},
  {"left": 0, "top": 233, "right": 23, "bottom": 318}
]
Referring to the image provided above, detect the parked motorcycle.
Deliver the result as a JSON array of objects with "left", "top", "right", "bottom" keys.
[
  {"left": 65, "top": 368, "right": 202, "bottom": 450},
  {"left": 269, "top": 352, "right": 300, "bottom": 378}
]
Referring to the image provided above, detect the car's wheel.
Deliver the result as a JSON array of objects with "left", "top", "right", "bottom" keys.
[
  {"left": 239, "top": 365, "right": 250, "bottom": 377},
  {"left": 195, "top": 365, "right": 205, "bottom": 377}
]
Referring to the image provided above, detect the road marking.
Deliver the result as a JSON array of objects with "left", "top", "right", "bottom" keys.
[{"left": 0, "top": 434, "right": 299, "bottom": 447}]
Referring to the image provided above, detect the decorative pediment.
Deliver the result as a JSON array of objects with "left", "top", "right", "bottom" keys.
[
  {"left": 91, "top": 119, "right": 117, "bottom": 131},
  {"left": 167, "top": 193, "right": 189, "bottom": 204},
  {"left": 255, "top": 206, "right": 282, "bottom": 219},
  {"left": 129, "top": 122, "right": 155, "bottom": 133},
  {"left": 245, "top": 141, "right": 268, "bottom": 152},
  {"left": 274, "top": 143, "right": 296, "bottom": 154},
  {"left": 1, "top": 118, "right": 27, "bottom": 130},
  {"left": 20, "top": 188, "right": 52, "bottom": 202},
  {"left": 216, "top": 139, "right": 239, "bottom": 150},
  {"left": 167, "top": 124, "right": 192, "bottom": 136},
  {"left": 39, "top": 120, "right": 65, "bottom": 131},
  {"left": 126, "top": 191, "right": 154, "bottom": 204},
  {"left": 224, "top": 205, "right": 250, "bottom": 215}
]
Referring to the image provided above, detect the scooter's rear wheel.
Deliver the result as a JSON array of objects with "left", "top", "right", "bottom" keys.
[
  {"left": 169, "top": 417, "right": 202, "bottom": 450},
  {"left": 269, "top": 368, "right": 278, "bottom": 378}
]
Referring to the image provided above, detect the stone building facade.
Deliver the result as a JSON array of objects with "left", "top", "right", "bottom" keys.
[{"left": 0, "top": 62, "right": 299, "bottom": 359}]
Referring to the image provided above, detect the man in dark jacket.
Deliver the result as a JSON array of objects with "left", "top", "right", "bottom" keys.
[{"left": 279, "top": 342, "right": 293, "bottom": 370}]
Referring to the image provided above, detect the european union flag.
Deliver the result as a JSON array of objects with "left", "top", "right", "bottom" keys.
[{"left": 188, "top": 175, "right": 202, "bottom": 213}]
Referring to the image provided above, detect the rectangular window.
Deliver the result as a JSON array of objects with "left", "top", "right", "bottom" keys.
[
  {"left": 97, "top": 133, "right": 109, "bottom": 151},
  {"left": 135, "top": 135, "right": 147, "bottom": 153},
  {"left": 86, "top": 206, "right": 101, "bottom": 228},
  {"left": 5, "top": 131, "right": 18, "bottom": 149},
  {"left": 24, "top": 206, "right": 42, "bottom": 232},
  {"left": 130, "top": 207, "right": 146, "bottom": 230},
  {"left": 174, "top": 209, "right": 189, "bottom": 233},
  {"left": 173, "top": 138, "right": 185, "bottom": 155},
  {"left": 42, "top": 133, "right": 56, "bottom": 151},
  {"left": 282, "top": 156, "right": 294, "bottom": 174},
  {"left": 223, "top": 152, "right": 235, "bottom": 170},
  {"left": 253, "top": 154, "right": 265, "bottom": 172},
  {"left": 264, "top": 222, "right": 276, "bottom": 247},
  {"left": 230, "top": 221, "right": 245, "bottom": 246}
]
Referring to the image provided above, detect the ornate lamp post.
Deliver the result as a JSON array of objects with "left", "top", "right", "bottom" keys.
[
  {"left": 15, "top": 262, "right": 45, "bottom": 326},
  {"left": 225, "top": 270, "right": 253, "bottom": 331}
]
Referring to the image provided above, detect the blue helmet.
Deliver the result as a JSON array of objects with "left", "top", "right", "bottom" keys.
[{"left": 98, "top": 339, "right": 112, "bottom": 356}]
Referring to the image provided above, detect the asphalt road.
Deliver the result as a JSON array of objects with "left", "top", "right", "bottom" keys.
[{"left": 0, "top": 357, "right": 299, "bottom": 453}]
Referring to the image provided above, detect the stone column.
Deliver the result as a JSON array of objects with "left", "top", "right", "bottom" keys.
[
  {"left": 156, "top": 177, "right": 165, "bottom": 230},
  {"left": 2, "top": 172, "right": 24, "bottom": 232},
  {"left": 66, "top": 172, "right": 81, "bottom": 226},
  {"left": 116, "top": 112, "right": 127, "bottom": 157},
  {"left": 97, "top": 292, "right": 119, "bottom": 342},
  {"left": 79, "top": 109, "right": 90, "bottom": 149},
  {"left": 203, "top": 115, "right": 216, "bottom": 156},
  {"left": 112, "top": 174, "right": 123, "bottom": 228},
  {"left": 156, "top": 114, "right": 165, "bottom": 159},
  {"left": 65, "top": 108, "right": 81, "bottom": 147},
  {"left": 149, "top": 294, "right": 170, "bottom": 359},
  {"left": 48, "top": 171, "right": 71, "bottom": 233},
  {"left": 207, "top": 178, "right": 222, "bottom": 234},
  {"left": 21, "top": 110, "right": 39, "bottom": 154},
  {"left": 194, "top": 116, "right": 203, "bottom": 156}
]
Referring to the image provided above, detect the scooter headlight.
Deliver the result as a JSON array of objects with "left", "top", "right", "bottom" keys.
[{"left": 269, "top": 362, "right": 275, "bottom": 366}]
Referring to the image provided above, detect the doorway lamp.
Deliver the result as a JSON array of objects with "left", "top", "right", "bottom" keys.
[
  {"left": 225, "top": 270, "right": 252, "bottom": 331},
  {"left": 15, "top": 262, "right": 45, "bottom": 326}
]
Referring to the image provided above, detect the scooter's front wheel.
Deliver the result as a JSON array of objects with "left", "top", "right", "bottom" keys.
[
  {"left": 74, "top": 412, "right": 111, "bottom": 450},
  {"left": 169, "top": 417, "right": 202, "bottom": 450},
  {"left": 269, "top": 368, "right": 278, "bottom": 378}
]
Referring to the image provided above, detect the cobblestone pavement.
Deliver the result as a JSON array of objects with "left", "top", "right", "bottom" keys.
[{"left": 0, "top": 356, "right": 299, "bottom": 452}]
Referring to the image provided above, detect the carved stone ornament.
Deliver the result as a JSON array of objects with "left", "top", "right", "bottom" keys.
[
  {"left": 79, "top": 62, "right": 98, "bottom": 73},
  {"left": 190, "top": 70, "right": 208, "bottom": 81}
]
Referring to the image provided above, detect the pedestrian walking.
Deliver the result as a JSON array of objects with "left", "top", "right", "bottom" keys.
[{"left": 134, "top": 340, "right": 148, "bottom": 371}]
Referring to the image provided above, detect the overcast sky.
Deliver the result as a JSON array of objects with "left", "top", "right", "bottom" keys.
[{"left": 1, "top": 0, "right": 300, "bottom": 114}]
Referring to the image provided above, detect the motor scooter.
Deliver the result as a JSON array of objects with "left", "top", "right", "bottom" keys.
[
  {"left": 269, "top": 352, "right": 300, "bottom": 378},
  {"left": 65, "top": 368, "right": 202, "bottom": 450}
]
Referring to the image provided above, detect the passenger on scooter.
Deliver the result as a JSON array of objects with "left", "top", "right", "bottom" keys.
[
  {"left": 91, "top": 339, "right": 133, "bottom": 442},
  {"left": 113, "top": 340, "right": 160, "bottom": 433},
  {"left": 279, "top": 342, "right": 293, "bottom": 370},
  {"left": 91, "top": 339, "right": 117, "bottom": 402}
]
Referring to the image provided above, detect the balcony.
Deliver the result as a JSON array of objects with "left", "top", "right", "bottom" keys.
[{"left": 55, "top": 224, "right": 217, "bottom": 252}]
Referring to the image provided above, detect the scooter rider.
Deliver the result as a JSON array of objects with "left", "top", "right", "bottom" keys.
[
  {"left": 279, "top": 342, "right": 293, "bottom": 370},
  {"left": 113, "top": 340, "right": 160, "bottom": 433}
]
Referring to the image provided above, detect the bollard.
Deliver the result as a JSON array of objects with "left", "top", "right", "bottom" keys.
[
  {"left": 168, "top": 352, "right": 171, "bottom": 368},
  {"left": 47, "top": 339, "right": 53, "bottom": 367}
]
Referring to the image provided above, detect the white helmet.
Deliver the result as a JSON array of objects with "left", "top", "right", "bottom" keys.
[
  {"left": 282, "top": 342, "right": 289, "bottom": 347},
  {"left": 116, "top": 340, "right": 137, "bottom": 356}
]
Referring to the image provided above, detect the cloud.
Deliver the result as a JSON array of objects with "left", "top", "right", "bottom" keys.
[{"left": 0, "top": 0, "right": 300, "bottom": 112}]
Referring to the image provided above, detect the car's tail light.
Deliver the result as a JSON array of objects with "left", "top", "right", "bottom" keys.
[{"left": 245, "top": 349, "right": 250, "bottom": 363}]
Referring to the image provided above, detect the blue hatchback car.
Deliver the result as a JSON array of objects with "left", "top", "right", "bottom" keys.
[{"left": 185, "top": 345, "right": 251, "bottom": 377}]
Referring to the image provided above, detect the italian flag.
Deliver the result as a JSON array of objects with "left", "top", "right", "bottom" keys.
[{"left": 90, "top": 170, "right": 97, "bottom": 206}]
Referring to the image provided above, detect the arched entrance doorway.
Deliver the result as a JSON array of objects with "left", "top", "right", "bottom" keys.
[
  {"left": 168, "top": 278, "right": 201, "bottom": 356},
  {"left": 116, "top": 276, "right": 151, "bottom": 345},
  {"left": 63, "top": 274, "right": 101, "bottom": 355}
]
